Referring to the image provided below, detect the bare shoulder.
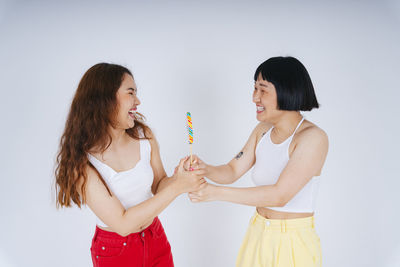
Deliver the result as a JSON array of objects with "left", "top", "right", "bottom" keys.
[
  {"left": 296, "top": 121, "right": 329, "bottom": 148},
  {"left": 85, "top": 163, "right": 99, "bottom": 179},
  {"left": 76, "top": 164, "right": 100, "bottom": 196},
  {"left": 142, "top": 126, "right": 154, "bottom": 139},
  {"left": 143, "top": 127, "right": 159, "bottom": 151},
  {"left": 253, "top": 122, "right": 273, "bottom": 141}
]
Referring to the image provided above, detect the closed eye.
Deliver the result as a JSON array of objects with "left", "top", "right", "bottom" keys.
[
  {"left": 254, "top": 87, "right": 266, "bottom": 94},
  {"left": 128, "top": 88, "right": 137, "bottom": 95}
]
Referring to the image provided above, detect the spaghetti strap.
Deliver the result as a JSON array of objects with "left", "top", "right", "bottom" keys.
[{"left": 292, "top": 117, "right": 305, "bottom": 136}]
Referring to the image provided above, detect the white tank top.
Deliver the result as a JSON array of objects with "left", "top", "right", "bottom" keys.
[
  {"left": 251, "top": 118, "right": 320, "bottom": 213},
  {"left": 87, "top": 130, "right": 154, "bottom": 227}
]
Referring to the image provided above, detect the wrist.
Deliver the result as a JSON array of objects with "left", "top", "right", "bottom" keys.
[
  {"left": 208, "top": 184, "right": 219, "bottom": 201},
  {"left": 170, "top": 176, "right": 184, "bottom": 196},
  {"left": 204, "top": 164, "right": 212, "bottom": 176}
]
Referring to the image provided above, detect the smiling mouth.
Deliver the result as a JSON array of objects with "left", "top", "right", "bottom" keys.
[
  {"left": 128, "top": 109, "right": 137, "bottom": 118},
  {"left": 256, "top": 106, "right": 265, "bottom": 113}
]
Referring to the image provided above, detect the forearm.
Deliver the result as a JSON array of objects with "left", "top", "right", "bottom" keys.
[
  {"left": 119, "top": 181, "right": 179, "bottom": 235},
  {"left": 211, "top": 185, "right": 284, "bottom": 207},
  {"left": 206, "top": 164, "right": 237, "bottom": 184},
  {"left": 155, "top": 175, "right": 175, "bottom": 193}
]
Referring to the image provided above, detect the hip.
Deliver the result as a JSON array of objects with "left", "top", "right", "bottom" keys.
[
  {"left": 90, "top": 217, "right": 173, "bottom": 267},
  {"left": 257, "top": 207, "right": 314, "bottom": 220}
]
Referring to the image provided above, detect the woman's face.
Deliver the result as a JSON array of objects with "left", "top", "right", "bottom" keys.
[
  {"left": 252, "top": 73, "right": 279, "bottom": 122},
  {"left": 114, "top": 73, "right": 141, "bottom": 129}
]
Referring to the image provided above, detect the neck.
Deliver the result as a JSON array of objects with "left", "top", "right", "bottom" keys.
[
  {"left": 271, "top": 112, "right": 303, "bottom": 137},
  {"left": 107, "top": 125, "right": 128, "bottom": 149}
]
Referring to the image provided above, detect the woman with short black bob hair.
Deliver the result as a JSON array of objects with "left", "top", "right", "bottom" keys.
[
  {"left": 254, "top": 56, "right": 319, "bottom": 111},
  {"left": 187, "top": 56, "right": 328, "bottom": 267}
]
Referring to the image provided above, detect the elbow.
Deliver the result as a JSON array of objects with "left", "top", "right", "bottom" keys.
[
  {"left": 275, "top": 200, "right": 288, "bottom": 208},
  {"left": 275, "top": 194, "right": 290, "bottom": 207},
  {"left": 113, "top": 214, "right": 140, "bottom": 237},
  {"left": 266, "top": 188, "right": 289, "bottom": 207},
  {"left": 267, "top": 185, "right": 290, "bottom": 207}
]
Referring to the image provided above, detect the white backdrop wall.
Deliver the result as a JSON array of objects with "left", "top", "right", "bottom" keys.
[{"left": 1, "top": 0, "right": 399, "bottom": 266}]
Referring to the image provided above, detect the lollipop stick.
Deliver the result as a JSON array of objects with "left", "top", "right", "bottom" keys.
[{"left": 190, "top": 144, "right": 193, "bottom": 167}]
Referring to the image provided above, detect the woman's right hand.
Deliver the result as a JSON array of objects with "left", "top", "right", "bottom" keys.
[
  {"left": 172, "top": 157, "right": 206, "bottom": 194},
  {"left": 183, "top": 154, "right": 208, "bottom": 173}
]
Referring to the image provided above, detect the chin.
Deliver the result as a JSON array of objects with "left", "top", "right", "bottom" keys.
[
  {"left": 256, "top": 113, "right": 266, "bottom": 121},
  {"left": 126, "top": 121, "right": 135, "bottom": 129},
  {"left": 257, "top": 113, "right": 271, "bottom": 123}
]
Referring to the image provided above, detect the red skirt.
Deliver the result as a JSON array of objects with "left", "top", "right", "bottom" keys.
[{"left": 90, "top": 217, "right": 174, "bottom": 267}]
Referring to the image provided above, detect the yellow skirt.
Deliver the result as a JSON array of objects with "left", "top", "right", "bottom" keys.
[{"left": 236, "top": 212, "right": 322, "bottom": 267}]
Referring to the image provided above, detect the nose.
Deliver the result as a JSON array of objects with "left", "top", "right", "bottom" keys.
[
  {"left": 252, "top": 90, "right": 260, "bottom": 103},
  {"left": 135, "top": 95, "right": 141, "bottom": 106}
]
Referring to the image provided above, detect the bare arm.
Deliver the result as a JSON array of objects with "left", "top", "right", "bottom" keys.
[
  {"left": 191, "top": 123, "right": 269, "bottom": 184},
  {"left": 81, "top": 157, "right": 205, "bottom": 237},
  {"left": 147, "top": 133, "right": 174, "bottom": 194},
  {"left": 189, "top": 127, "right": 329, "bottom": 207}
]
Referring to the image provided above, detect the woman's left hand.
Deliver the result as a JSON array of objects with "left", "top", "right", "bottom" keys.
[{"left": 188, "top": 183, "right": 217, "bottom": 202}]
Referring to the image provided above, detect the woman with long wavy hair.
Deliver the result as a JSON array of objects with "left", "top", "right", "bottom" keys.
[{"left": 55, "top": 63, "right": 205, "bottom": 267}]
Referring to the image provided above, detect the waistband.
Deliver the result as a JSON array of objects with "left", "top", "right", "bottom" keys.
[
  {"left": 94, "top": 216, "right": 162, "bottom": 240},
  {"left": 251, "top": 211, "right": 315, "bottom": 232}
]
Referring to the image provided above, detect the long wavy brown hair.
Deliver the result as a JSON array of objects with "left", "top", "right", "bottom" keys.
[{"left": 55, "top": 63, "right": 151, "bottom": 208}]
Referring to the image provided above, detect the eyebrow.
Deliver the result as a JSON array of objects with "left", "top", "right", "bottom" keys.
[
  {"left": 255, "top": 83, "right": 268, "bottom": 88},
  {"left": 127, "top": 87, "right": 137, "bottom": 91}
]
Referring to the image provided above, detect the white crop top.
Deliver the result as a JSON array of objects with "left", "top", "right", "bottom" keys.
[
  {"left": 87, "top": 130, "right": 154, "bottom": 227},
  {"left": 251, "top": 118, "right": 320, "bottom": 213}
]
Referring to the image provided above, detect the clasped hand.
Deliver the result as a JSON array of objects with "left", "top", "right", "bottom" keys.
[{"left": 174, "top": 155, "right": 216, "bottom": 202}]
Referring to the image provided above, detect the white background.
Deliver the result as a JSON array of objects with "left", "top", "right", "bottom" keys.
[{"left": 1, "top": 0, "right": 399, "bottom": 266}]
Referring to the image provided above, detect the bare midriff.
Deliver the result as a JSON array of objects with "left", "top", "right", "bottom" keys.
[
  {"left": 257, "top": 207, "right": 314, "bottom": 220},
  {"left": 97, "top": 220, "right": 153, "bottom": 235}
]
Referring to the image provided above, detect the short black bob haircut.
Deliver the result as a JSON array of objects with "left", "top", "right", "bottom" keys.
[{"left": 254, "top": 56, "right": 319, "bottom": 111}]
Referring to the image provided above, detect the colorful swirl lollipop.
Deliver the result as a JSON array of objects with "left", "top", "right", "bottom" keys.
[
  {"left": 187, "top": 112, "right": 193, "bottom": 165},
  {"left": 187, "top": 112, "right": 193, "bottom": 144}
]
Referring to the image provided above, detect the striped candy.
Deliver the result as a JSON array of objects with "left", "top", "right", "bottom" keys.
[{"left": 187, "top": 112, "right": 193, "bottom": 144}]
